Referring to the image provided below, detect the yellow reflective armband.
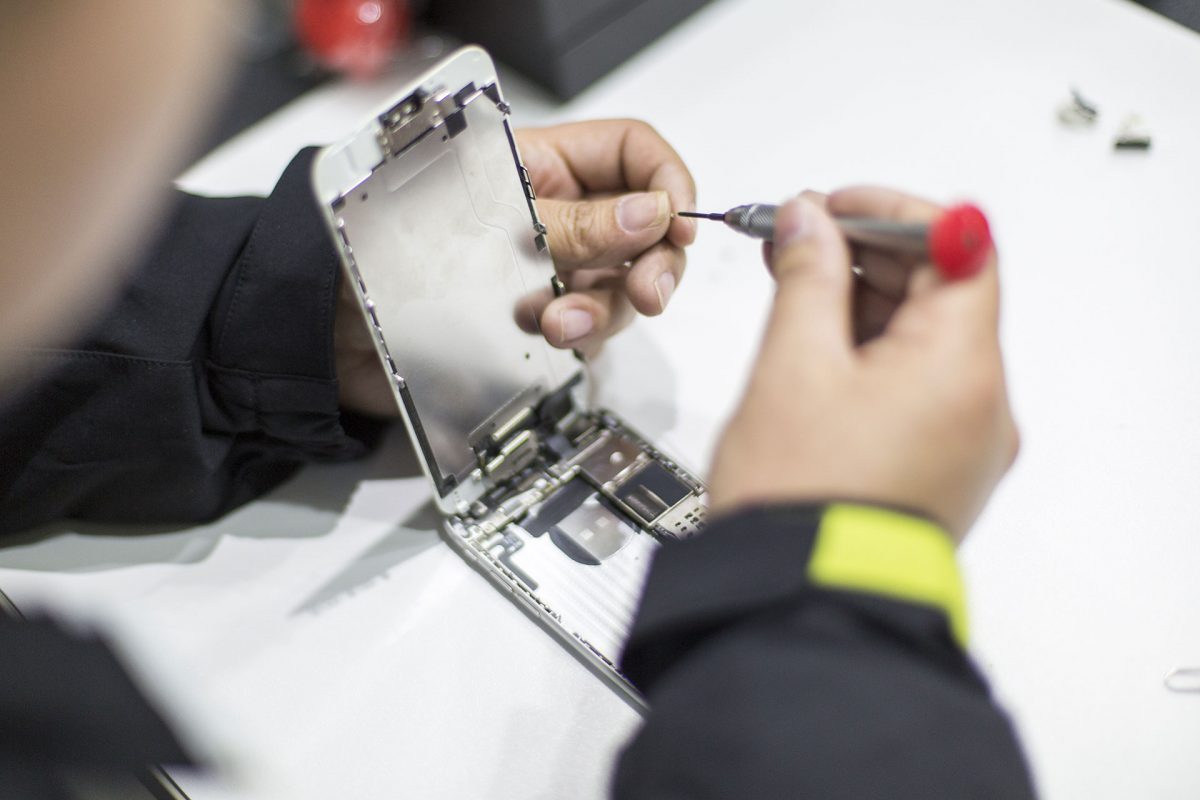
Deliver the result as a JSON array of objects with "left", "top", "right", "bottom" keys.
[{"left": 807, "top": 503, "right": 968, "bottom": 648}]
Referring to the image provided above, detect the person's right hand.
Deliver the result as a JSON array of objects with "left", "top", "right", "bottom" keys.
[{"left": 708, "top": 187, "right": 1019, "bottom": 541}]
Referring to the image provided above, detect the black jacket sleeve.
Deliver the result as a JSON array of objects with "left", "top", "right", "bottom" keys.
[
  {"left": 613, "top": 504, "right": 1036, "bottom": 799},
  {"left": 0, "top": 615, "right": 195, "bottom": 792},
  {"left": 0, "top": 148, "right": 368, "bottom": 535}
]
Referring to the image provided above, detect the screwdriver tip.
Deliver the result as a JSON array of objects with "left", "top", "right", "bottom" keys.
[{"left": 677, "top": 211, "right": 726, "bottom": 221}]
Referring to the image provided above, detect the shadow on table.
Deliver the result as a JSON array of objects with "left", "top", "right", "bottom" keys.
[
  {"left": 0, "top": 430, "right": 424, "bottom": 573},
  {"left": 290, "top": 500, "right": 443, "bottom": 616},
  {"left": 586, "top": 324, "right": 680, "bottom": 443}
]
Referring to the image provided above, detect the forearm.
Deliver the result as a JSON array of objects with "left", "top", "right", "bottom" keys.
[
  {"left": 613, "top": 503, "right": 1034, "bottom": 799},
  {"left": 0, "top": 149, "right": 369, "bottom": 534}
]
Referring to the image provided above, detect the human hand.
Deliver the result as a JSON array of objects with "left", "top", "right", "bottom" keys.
[
  {"left": 513, "top": 120, "right": 697, "bottom": 356},
  {"left": 708, "top": 188, "right": 1019, "bottom": 541}
]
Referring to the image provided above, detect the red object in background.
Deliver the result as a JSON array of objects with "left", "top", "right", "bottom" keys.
[{"left": 295, "top": 0, "right": 410, "bottom": 79}]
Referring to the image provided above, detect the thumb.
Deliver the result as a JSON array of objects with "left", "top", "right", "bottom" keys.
[
  {"left": 761, "top": 196, "right": 854, "bottom": 361},
  {"left": 538, "top": 191, "right": 671, "bottom": 271}
]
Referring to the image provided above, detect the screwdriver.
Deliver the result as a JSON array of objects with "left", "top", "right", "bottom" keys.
[{"left": 678, "top": 202, "right": 993, "bottom": 280}]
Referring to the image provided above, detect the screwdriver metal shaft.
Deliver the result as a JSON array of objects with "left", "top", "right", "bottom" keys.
[
  {"left": 679, "top": 205, "right": 927, "bottom": 252},
  {"left": 678, "top": 202, "right": 992, "bottom": 280}
]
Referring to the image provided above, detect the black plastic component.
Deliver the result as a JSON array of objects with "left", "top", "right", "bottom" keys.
[
  {"left": 453, "top": 82, "right": 478, "bottom": 106},
  {"left": 535, "top": 372, "right": 583, "bottom": 429},
  {"left": 398, "top": 383, "right": 455, "bottom": 494},
  {"left": 444, "top": 109, "right": 467, "bottom": 138},
  {"left": 481, "top": 81, "right": 504, "bottom": 108},
  {"left": 1114, "top": 136, "right": 1152, "bottom": 151},
  {"left": 614, "top": 461, "right": 690, "bottom": 524}
]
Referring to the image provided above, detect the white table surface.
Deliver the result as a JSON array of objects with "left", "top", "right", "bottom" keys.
[{"left": 4, "top": 0, "right": 1200, "bottom": 797}]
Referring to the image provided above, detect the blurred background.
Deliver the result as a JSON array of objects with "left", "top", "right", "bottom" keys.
[
  {"left": 200, "top": 0, "right": 718, "bottom": 155},
  {"left": 203, "top": 0, "right": 1199, "bottom": 155}
]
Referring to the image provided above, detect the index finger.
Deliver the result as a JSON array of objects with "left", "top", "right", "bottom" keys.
[
  {"left": 520, "top": 119, "right": 698, "bottom": 247},
  {"left": 831, "top": 187, "right": 1000, "bottom": 338}
]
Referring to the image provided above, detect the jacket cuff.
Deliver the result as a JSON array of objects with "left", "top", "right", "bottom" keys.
[
  {"left": 209, "top": 147, "right": 339, "bottom": 380},
  {"left": 621, "top": 501, "right": 966, "bottom": 691},
  {"left": 809, "top": 503, "right": 966, "bottom": 646},
  {"left": 202, "top": 147, "right": 362, "bottom": 459}
]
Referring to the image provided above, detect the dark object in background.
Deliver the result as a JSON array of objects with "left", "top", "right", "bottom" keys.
[
  {"left": 1113, "top": 114, "right": 1153, "bottom": 150},
  {"left": 194, "top": 1, "right": 329, "bottom": 157},
  {"left": 424, "top": 0, "right": 714, "bottom": 99},
  {"left": 1133, "top": 0, "right": 1200, "bottom": 34},
  {"left": 1056, "top": 88, "right": 1099, "bottom": 126}
]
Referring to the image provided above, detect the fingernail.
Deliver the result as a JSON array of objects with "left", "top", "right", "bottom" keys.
[
  {"left": 773, "top": 197, "right": 818, "bottom": 249},
  {"left": 617, "top": 191, "right": 669, "bottom": 233},
  {"left": 654, "top": 272, "right": 676, "bottom": 312},
  {"left": 559, "top": 309, "right": 594, "bottom": 342}
]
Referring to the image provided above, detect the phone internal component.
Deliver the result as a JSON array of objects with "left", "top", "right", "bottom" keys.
[
  {"left": 485, "top": 531, "right": 538, "bottom": 590},
  {"left": 612, "top": 461, "right": 693, "bottom": 525},
  {"left": 502, "top": 512, "right": 657, "bottom": 659},
  {"left": 520, "top": 478, "right": 593, "bottom": 537},
  {"left": 568, "top": 429, "right": 645, "bottom": 486},
  {"left": 654, "top": 493, "right": 708, "bottom": 539},
  {"left": 549, "top": 497, "right": 636, "bottom": 565}
]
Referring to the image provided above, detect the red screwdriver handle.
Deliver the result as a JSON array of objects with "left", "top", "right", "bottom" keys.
[{"left": 928, "top": 203, "right": 993, "bottom": 280}]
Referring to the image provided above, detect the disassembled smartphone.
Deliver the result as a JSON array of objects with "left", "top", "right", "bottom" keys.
[{"left": 311, "top": 47, "right": 707, "bottom": 705}]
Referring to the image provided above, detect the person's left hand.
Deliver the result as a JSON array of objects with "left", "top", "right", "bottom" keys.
[{"left": 513, "top": 120, "right": 697, "bottom": 356}]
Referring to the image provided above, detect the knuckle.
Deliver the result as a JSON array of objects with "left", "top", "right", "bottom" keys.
[
  {"left": 562, "top": 202, "right": 599, "bottom": 258},
  {"left": 1006, "top": 423, "right": 1022, "bottom": 467},
  {"left": 625, "top": 118, "right": 657, "bottom": 138},
  {"left": 775, "top": 244, "right": 841, "bottom": 291},
  {"left": 771, "top": 240, "right": 811, "bottom": 277}
]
